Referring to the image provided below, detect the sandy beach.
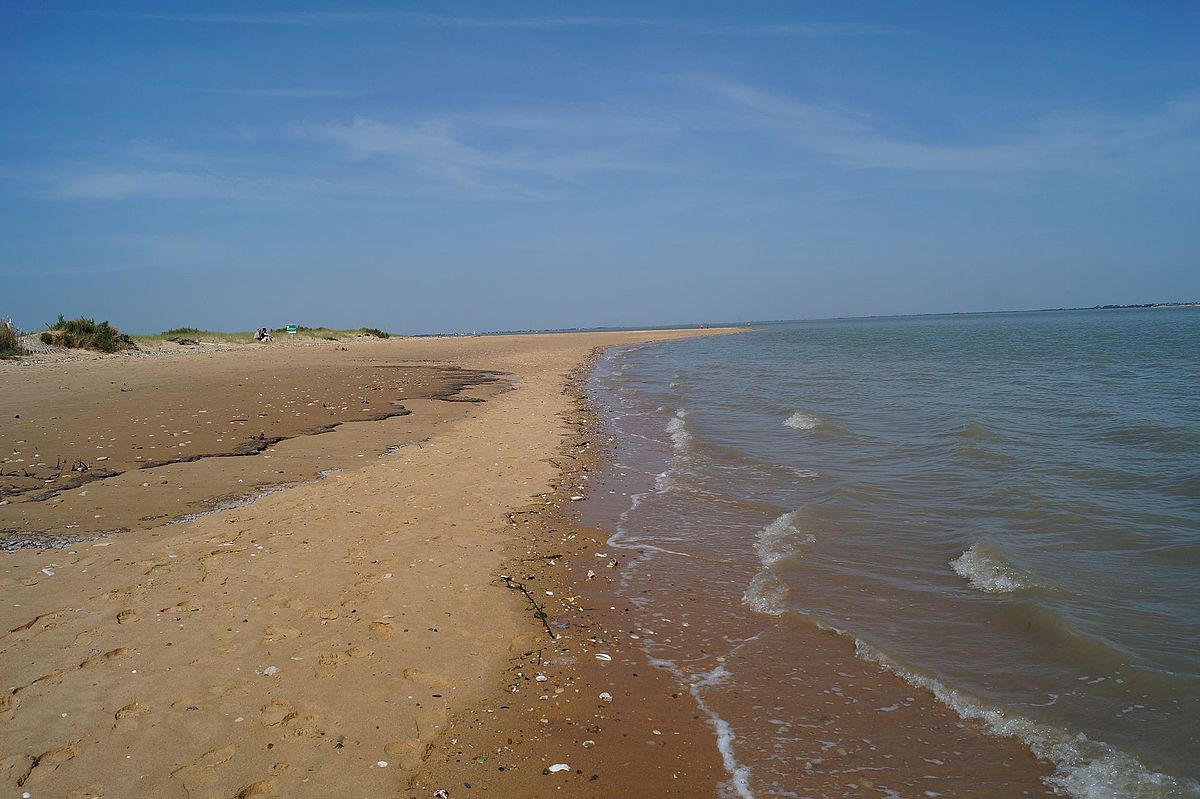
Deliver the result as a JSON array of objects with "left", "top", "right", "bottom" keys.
[
  {"left": 1, "top": 329, "right": 1067, "bottom": 798},
  {"left": 0, "top": 330, "right": 736, "bottom": 798}
]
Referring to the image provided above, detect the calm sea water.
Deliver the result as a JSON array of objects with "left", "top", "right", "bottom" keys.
[{"left": 587, "top": 309, "right": 1199, "bottom": 798}]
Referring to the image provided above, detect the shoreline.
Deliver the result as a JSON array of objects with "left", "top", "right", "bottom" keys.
[
  {"left": 529, "top": 339, "right": 1057, "bottom": 797},
  {"left": 2, "top": 328, "right": 1081, "bottom": 798},
  {"left": 420, "top": 349, "right": 731, "bottom": 796},
  {"left": 0, "top": 329, "right": 736, "bottom": 797}
]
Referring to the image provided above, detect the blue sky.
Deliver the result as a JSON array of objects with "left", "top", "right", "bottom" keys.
[{"left": 2, "top": 2, "right": 1198, "bottom": 333}]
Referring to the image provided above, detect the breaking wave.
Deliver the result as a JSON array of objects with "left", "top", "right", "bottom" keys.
[
  {"left": 743, "top": 572, "right": 790, "bottom": 616},
  {"left": 743, "top": 512, "right": 813, "bottom": 616},
  {"left": 855, "top": 642, "right": 1200, "bottom": 799},
  {"left": 752, "top": 510, "right": 816, "bottom": 567},
  {"left": 951, "top": 541, "right": 1031, "bottom": 594},
  {"left": 666, "top": 408, "right": 692, "bottom": 452},
  {"left": 783, "top": 410, "right": 821, "bottom": 430}
]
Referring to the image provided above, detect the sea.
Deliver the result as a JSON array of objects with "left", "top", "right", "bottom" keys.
[{"left": 582, "top": 308, "right": 1199, "bottom": 798}]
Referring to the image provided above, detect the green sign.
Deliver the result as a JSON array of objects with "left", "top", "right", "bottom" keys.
[{"left": 286, "top": 324, "right": 298, "bottom": 334}]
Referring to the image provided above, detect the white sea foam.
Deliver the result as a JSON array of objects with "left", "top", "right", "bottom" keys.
[
  {"left": 648, "top": 658, "right": 756, "bottom": 799},
  {"left": 951, "top": 541, "right": 1028, "bottom": 593},
  {"left": 783, "top": 410, "right": 820, "bottom": 430},
  {"left": 666, "top": 407, "right": 691, "bottom": 451},
  {"left": 752, "top": 510, "right": 816, "bottom": 567},
  {"left": 743, "top": 572, "right": 790, "bottom": 616},
  {"left": 854, "top": 641, "right": 1199, "bottom": 799},
  {"left": 742, "top": 512, "right": 811, "bottom": 616}
]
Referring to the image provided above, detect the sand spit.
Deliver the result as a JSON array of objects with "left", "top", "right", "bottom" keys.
[{"left": 0, "top": 330, "right": 732, "bottom": 798}]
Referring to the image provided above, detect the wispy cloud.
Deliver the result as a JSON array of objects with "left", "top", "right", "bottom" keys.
[
  {"left": 53, "top": 170, "right": 234, "bottom": 200},
  {"left": 705, "top": 79, "right": 1200, "bottom": 174},
  {"left": 195, "top": 88, "right": 364, "bottom": 99},
  {"left": 126, "top": 11, "right": 383, "bottom": 26},
  {"left": 32, "top": 77, "right": 1195, "bottom": 207},
  {"left": 124, "top": 10, "right": 893, "bottom": 37},
  {"left": 45, "top": 167, "right": 367, "bottom": 201},
  {"left": 309, "top": 115, "right": 664, "bottom": 195}
]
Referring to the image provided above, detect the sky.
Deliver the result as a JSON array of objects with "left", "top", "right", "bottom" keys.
[{"left": 2, "top": 2, "right": 1199, "bottom": 334}]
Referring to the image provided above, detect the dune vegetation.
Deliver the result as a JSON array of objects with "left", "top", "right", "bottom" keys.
[{"left": 39, "top": 315, "right": 136, "bottom": 353}]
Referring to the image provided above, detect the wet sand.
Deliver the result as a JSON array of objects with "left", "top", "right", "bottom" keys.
[
  {"left": 2, "top": 341, "right": 503, "bottom": 547},
  {"left": 426, "top": 355, "right": 1057, "bottom": 799}
]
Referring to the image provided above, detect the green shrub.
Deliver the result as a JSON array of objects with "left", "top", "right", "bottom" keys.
[
  {"left": 360, "top": 327, "right": 390, "bottom": 338},
  {"left": 39, "top": 315, "right": 136, "bottom": 353},
  {"left": 0, "top": 317, "right": 24, "bottom": 358},
  {"left": 161, "top": 326, "right": 206, "bottom": 336}
]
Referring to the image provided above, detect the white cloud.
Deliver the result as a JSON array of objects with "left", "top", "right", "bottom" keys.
[
  {"left": 705, "top": 79, "right": 1200, "bottom": 174},
  {"left": 310, "top": 115, "right": 663, "bottom": 192}
]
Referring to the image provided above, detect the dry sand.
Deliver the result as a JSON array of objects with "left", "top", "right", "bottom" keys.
[{"left": 0, "top": 330, "right": 732, "bottom": 798}]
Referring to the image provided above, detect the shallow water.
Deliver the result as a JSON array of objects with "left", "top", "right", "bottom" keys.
[{"left": 586, "top": 309, "right": 1200, "bottom": 798}]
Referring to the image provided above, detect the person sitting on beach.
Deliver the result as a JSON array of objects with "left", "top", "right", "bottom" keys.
[{"left": 255, "top": 327, "right": 272, "bottom": 343}]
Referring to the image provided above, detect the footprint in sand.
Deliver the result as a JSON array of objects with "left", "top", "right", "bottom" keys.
[
  {"left": 261, "top": 625, "right": 301, "bottom": 644},
  {"left": 141, "top": 559, "right": 176, "bottom": 577},
  {"left": 368, "top": 621, "right": 393, "bottom": 640},
  {"left": 208, "top": 681, "right": 249, "bottom": 700},
  {"left": 187, "top": 743, "right": 236, "bottom": 767},
  {"left": 161, "top": 598, "right": 203, "bottom": 613},
  {"left": 259, "top": 700, "right": 322, "bottom": 739},
  {"left": 14, "top": 669, "right": 67, "bottom": 705},
  {"left": 116, "top": 608, "right": 139, "bottom": 624},
  {"left": 310, "top": 608, "right": 340, "bottom": 622},
  {"left": 170, "top": 744, "right": 238, "bottom": 797},
  {"left": 0, "top": 690, "right": 21, "bottom": 720},
  {"left": 5, "top": 608, "right": 70, "bottom": 641},
  {"left": 260, "top": 700, "right": 297, "bottom": 727},
  {"left": 234, "top": 778, "right": 278, "bottom": 798},
  {"left": 103, "top": 584, "right": 146, "bottom": 602},
  {"left": 384, "top": 739, "right": 433, "bottom": 770},
  {"left": 314, "top": 652, "right": 343, "bottom": 678},
  {"left": 79, "top": 647, "right": 130, "bottom": 669},
  {"left": 402, "top": 667, "right": 454, "bottom": 691},
  {"left": 113, "top": 701, "right": 150, "bottom": 730},
  {"left": 72, "top": 628, "right": 103, "bottom": 647},
  {"left": 15, "top": 741, "right": 78, "bottom": 786}
]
